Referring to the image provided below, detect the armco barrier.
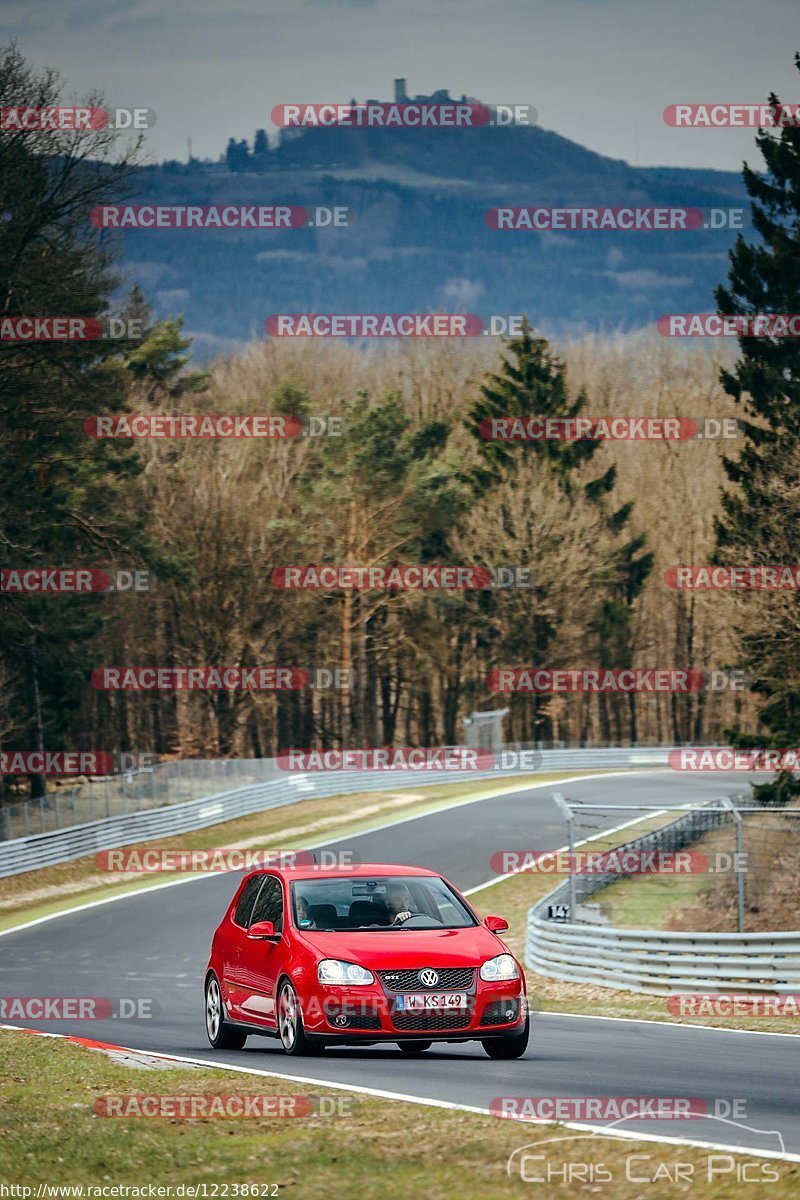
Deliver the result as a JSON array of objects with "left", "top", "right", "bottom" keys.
[
  {"left": 0, "top": 746, "right": 668, "bottom": 878},
  {"left": 525, "top": 922, "right": 800, "bottom": 994},
  {"left": 525, "top": 798, "right": 800, "bottom": 994}
]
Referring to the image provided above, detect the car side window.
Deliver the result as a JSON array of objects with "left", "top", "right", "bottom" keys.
[
  {"left": 250, "top": 874, "right": 283, "bottom": 932},
  {"left": 233, "top": 875, "right": 265, "bottom": 928}
]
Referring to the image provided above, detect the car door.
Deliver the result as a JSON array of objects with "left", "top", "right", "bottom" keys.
[
  {"left": 222, "top": 873, "right": 266, "bottom": 1020},
  {"left": 235, "top": 873, "right": 285, "bottom": 1029}
]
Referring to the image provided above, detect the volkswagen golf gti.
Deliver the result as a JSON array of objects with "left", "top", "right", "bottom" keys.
[{"left": 204, "top": 861, "right": 530, "bottom": 1057}]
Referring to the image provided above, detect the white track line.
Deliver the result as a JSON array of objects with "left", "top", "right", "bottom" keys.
[{"left": 2, "top": 1025, "right": 797, "bottom": 1163}]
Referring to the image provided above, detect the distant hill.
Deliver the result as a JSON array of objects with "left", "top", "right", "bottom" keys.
[{"left": 116, "top": 90, "right": 749, "bottom": 358}]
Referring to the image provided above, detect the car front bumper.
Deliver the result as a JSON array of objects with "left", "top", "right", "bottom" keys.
[{"left": 302, "top": 977, "right": 528, "bottom": 1041}]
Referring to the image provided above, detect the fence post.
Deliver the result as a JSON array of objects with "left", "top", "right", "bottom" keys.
[
  {"left": 720, "top": 797, "right": 745, "bottom": 933},
  {"left": 552, "top": 793, "right": 577, "bottom": 920}
]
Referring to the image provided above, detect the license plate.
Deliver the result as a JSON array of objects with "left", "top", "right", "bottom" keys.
[{"left": 395, "top": 992, "right": 468, "bottom": 1011}]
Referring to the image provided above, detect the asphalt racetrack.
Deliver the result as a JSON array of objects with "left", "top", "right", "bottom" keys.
[{"left": 1, "top": 769, "right": 796, "bottom": 1159}]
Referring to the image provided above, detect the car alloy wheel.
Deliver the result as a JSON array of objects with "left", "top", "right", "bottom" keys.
[
  {"left": 277, "top": 979, "right": 321, "bottom": 1056},
  {"left": 206, "top": 976, "right": 222, "bottom": 1041},
  {"left": 204, "top": 974, "right": 247, "bottom": 1050},
  {"left": 279, "top": 982, "right": 298, "bottom": 1050}
]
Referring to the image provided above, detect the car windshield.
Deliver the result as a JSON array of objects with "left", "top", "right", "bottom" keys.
[{"left": 290, "top": 876, "right": 477, "bottom": 931}]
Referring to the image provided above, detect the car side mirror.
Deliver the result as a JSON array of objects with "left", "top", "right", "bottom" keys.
[
  {"left": 247, "top": 920, "right": 279, "bottom": 940},
  {"left": 484, "top": 914, "right": 509, "bottom": 933}
]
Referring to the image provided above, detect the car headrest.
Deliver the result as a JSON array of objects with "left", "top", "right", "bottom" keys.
[{"left": 308, "top": 903, "right": 337, "bottom": 925}]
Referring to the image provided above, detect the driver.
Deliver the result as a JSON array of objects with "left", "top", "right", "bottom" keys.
[
  {"left": 296, "top": 895, "right": 316, "bottom": 929},
  {"left": 386, "top": 882, "right": 413, "bottom": 926}
]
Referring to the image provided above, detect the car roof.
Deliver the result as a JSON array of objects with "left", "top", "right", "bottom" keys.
[{"left": 241, "top": 862, "right": 441, "bottom": 884}]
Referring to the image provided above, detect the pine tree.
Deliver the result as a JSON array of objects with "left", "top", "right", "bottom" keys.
[
  {"left": 0, "top": 45, "right": 152, "bottom": 795},
  {"left": 713, "top": 53, "right": 800, "bottom": 798},
  {"left": 468, "top": 320, "right": 653, "bottom": 742},
  {"left": 468, "top": 320, "right": 608, "bottom": 491}
]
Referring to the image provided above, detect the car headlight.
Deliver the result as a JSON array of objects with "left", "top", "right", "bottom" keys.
[
  {"left": 480, "top": 953, "right": 520, "bottom": 982},
  {"left": 318, "top": 959, "right": 375, "bottom": 986}
]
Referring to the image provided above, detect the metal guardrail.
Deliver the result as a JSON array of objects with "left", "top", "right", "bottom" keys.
[
  {"left": 525, "top": 798, "right": 800, "bottom": 994},
  {"left": 525, "top": 923, "right": 800, "bottom": 994},
  {"left": 0, "top": 746, "right": 668, "bottom": 878}
]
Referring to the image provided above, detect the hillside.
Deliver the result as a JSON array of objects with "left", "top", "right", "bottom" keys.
[{"left": 117, "top": 111, "right": 748, "bottom": 357}]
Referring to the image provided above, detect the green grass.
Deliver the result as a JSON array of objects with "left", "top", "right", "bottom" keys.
[{"left": 0, "top": 1031, "right": 796, "bottom": 1196}]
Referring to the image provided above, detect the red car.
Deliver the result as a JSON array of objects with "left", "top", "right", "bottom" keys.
[{"left": 204, "top": 862, "right": 529, "bottom": 1058}]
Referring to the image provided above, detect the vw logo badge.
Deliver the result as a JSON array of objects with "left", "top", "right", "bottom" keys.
[{"left": 419, "top": 968, "right": 439, "bottom": 987}]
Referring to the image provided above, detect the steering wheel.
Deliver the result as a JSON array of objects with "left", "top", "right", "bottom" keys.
[{"left": 397, "top": 914, "right": 443, "bottom": 928}]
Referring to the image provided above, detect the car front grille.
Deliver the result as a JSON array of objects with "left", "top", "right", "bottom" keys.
[
  {"left": 378, "top": 967, "right": 475, "bottom": 992},
  {"left": 392, "top": 1007, "right": 472, "bottom": 1031},
  {"left": 481, "top": 999, "right": 521, "bottom": 1026}
]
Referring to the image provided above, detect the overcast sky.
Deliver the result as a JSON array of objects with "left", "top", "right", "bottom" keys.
[{"left": 3, "top": 0, "right": 798, "bottom": 171}]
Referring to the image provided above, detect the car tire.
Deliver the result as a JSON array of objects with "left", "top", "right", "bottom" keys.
[
  {"left": 205, "top": 974, "right": 247, "bottom": 1050},
  {"left": 481, "top": 1016, "right": 530, "bottom": 1060},
  {"left": 277, "top": 979, "right": 318, "bottom": 1056},
  {"left": 397, "top": 1040, "right": 433, "bottom": 1054}
]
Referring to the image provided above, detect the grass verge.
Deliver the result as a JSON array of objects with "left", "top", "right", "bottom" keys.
[
  {"left": 0, "top": 1030, "right": 796, "bottom": 1196},
  {"left": 590, "top": 806, "right": 800, "bottom": 934}
]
